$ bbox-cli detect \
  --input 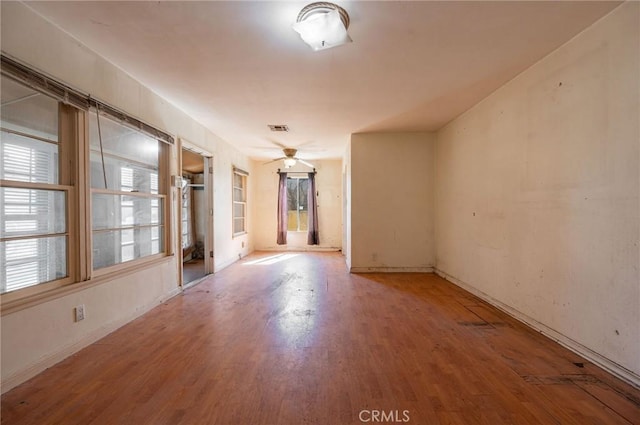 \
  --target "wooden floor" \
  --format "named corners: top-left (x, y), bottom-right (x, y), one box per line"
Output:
top-left (183, 258), bottom-right (206, 284)
top-left (2, 252), bottom-right (639, 424)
